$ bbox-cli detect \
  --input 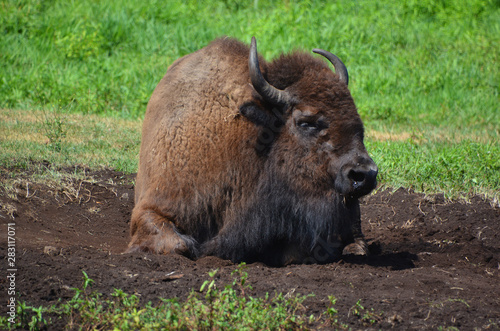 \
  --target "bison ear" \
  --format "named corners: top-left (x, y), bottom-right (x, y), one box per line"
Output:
top-left (239, 102), bottom-right (269, 126)
top-left (239, 102), bottom-right (284, 128)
